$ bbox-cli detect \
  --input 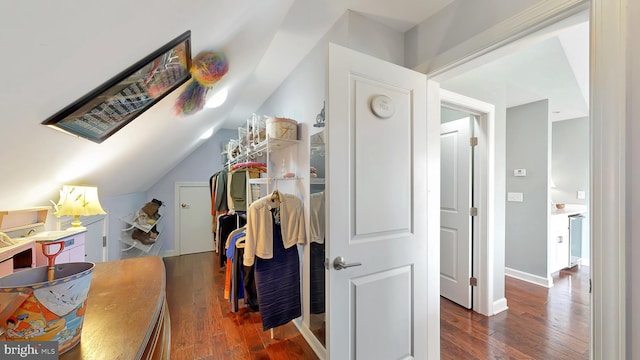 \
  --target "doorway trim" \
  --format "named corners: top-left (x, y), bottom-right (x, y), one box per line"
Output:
top-left (440, 89), bottom-right (499, 316)
top-left (424, 0), bottom-right (625, 357)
